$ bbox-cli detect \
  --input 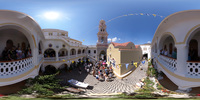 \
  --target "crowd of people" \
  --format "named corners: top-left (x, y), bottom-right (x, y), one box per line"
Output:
top-left (160, 48), bottom-right (177, 59)
top-left (0, 46), bottom-right (32, 61)
top-left (89, 60), bottom-right (114, 82)
top-left (77, 60), bottom-right (114, 82)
